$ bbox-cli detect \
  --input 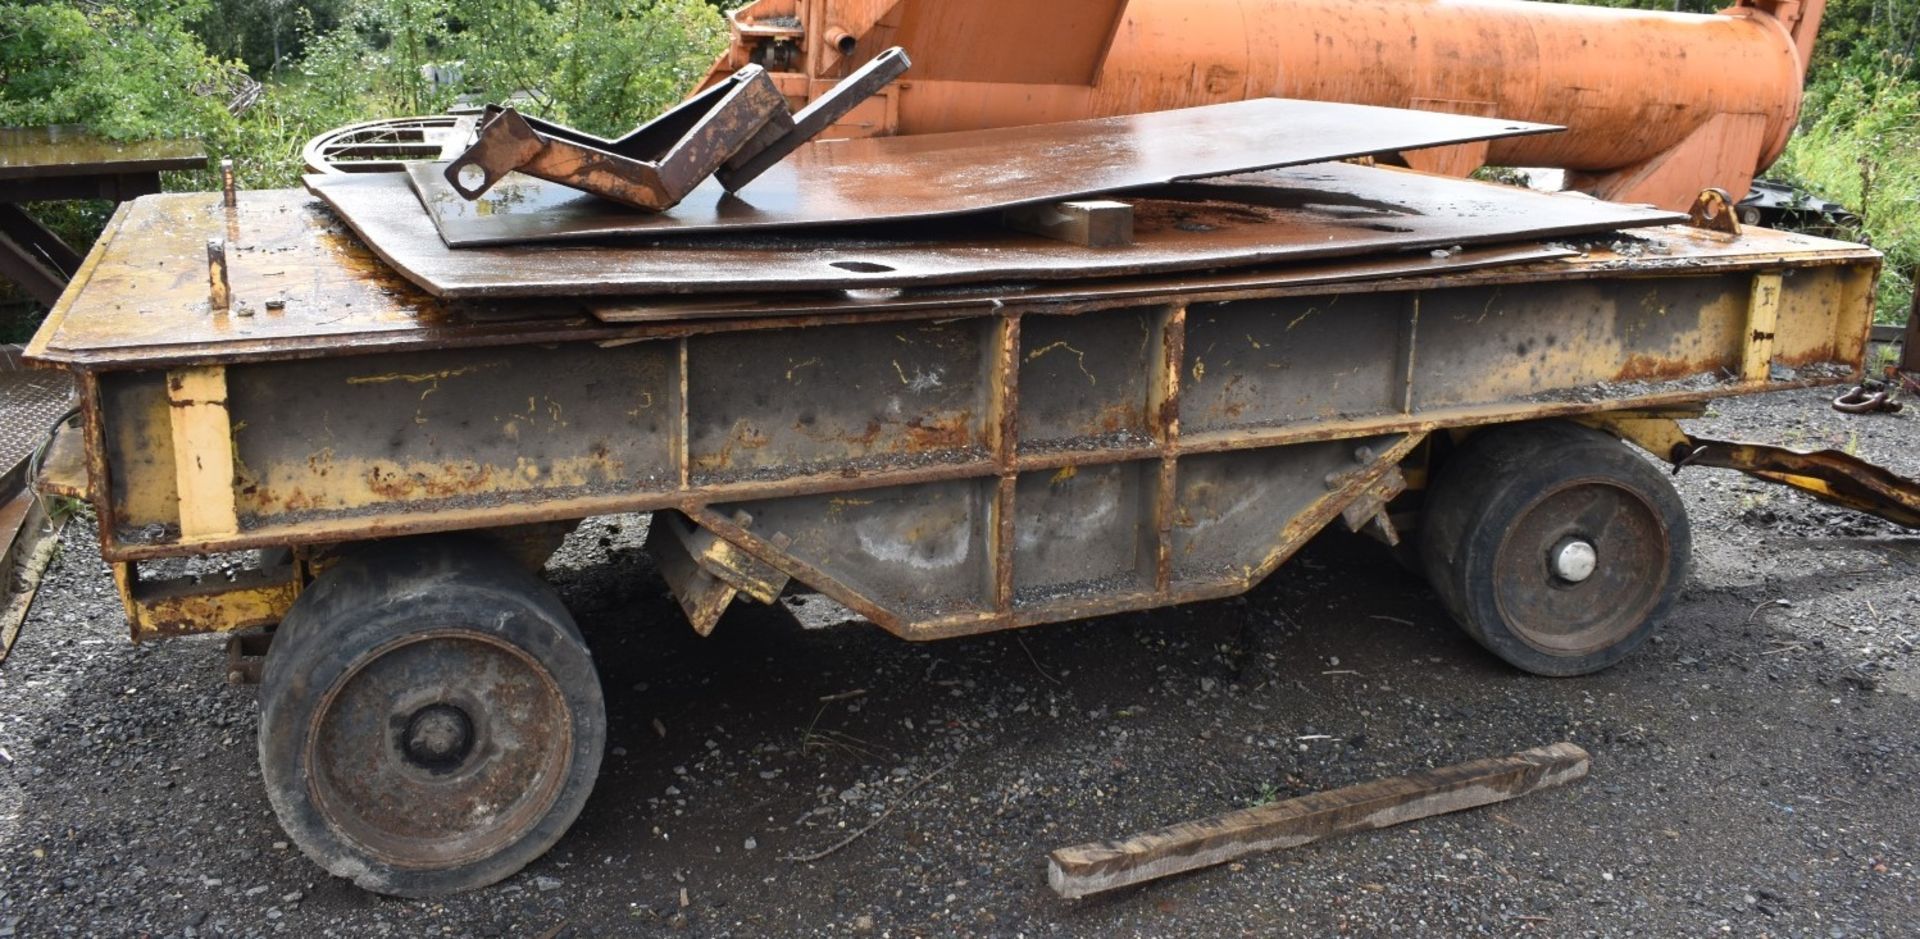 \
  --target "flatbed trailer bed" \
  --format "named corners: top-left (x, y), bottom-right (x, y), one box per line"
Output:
top-left (21, 182), bottom-right (1899, 896)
